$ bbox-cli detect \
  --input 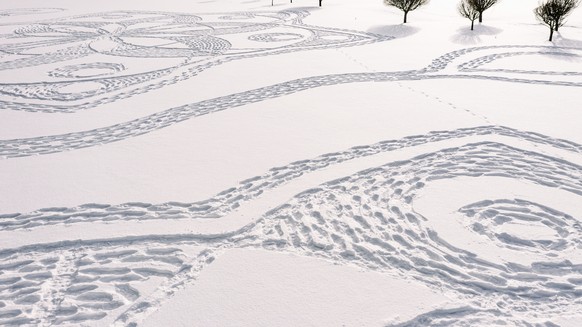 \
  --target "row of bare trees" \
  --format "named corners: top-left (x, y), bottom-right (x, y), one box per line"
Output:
top-left (383, 0), bottom-right (580, 41)
top-left (383, 0), bottom-right (498, 25)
